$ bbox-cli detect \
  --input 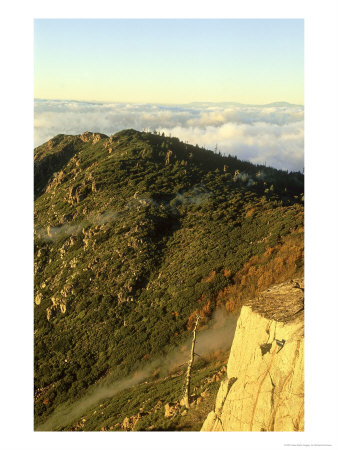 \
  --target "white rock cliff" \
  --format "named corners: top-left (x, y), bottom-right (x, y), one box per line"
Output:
top-left (201, 280), bottom-right (304, 432)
